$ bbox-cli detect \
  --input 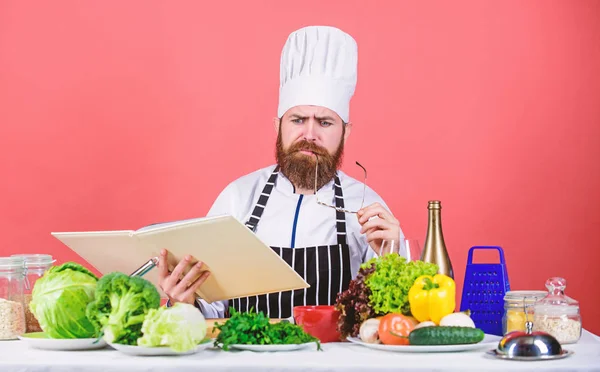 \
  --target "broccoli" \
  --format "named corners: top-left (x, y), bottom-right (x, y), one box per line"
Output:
top-left (86, 272), bottom-right (161, 345)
